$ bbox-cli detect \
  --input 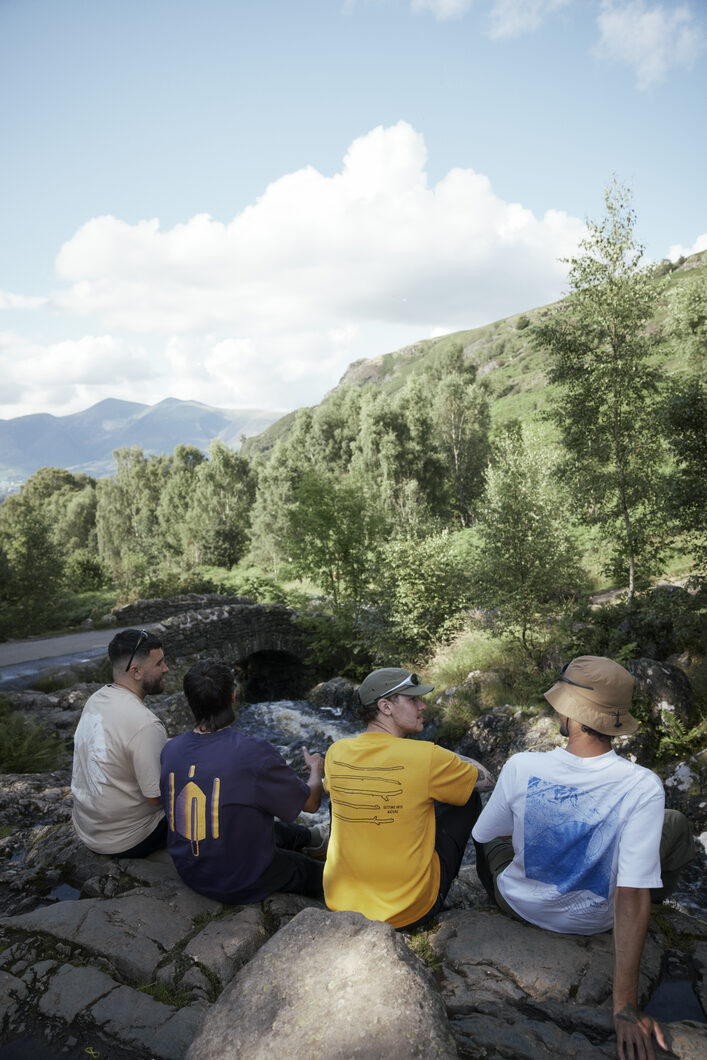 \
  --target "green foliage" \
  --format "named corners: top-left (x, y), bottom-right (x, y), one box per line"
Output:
top-left (294, 605), bottom-right (377, 680)
top-left (374, 531), bottom-right (473, 659)
top-left (659, 378), bottom-right (707, 574)
top-left (404, 928), bottom-right (442, 969)
top-left (284, 470), bottom-right (385, 608)
top-left (64, 549), bottom-right (109, 592)
top-left (471, 427), bottom-right (584, 666)
top-left (665, 271), bottom-right (707, 371)
top-left (568, 585), bottom-right (707, 663)
top-left (515, 314), bottom-right (531, 330)
top-left (0, 492), bottom-right (66, 635)
top-left (534, 179), bottom-right (666, 600)
top-left (137, 981), bottom-right (192, 1008)
top-left (0, 701), bottom-right (65, 773)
